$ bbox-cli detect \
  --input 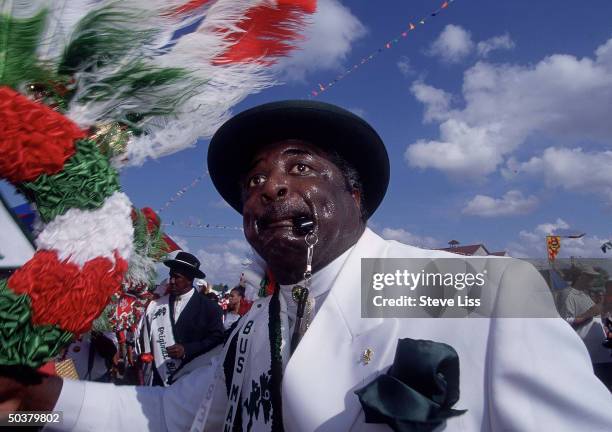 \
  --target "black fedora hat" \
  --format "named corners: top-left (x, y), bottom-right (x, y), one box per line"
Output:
top-left (163, 251), bottom-right (206, 279)
top-left (207, 100), bottom-right (389, 217)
